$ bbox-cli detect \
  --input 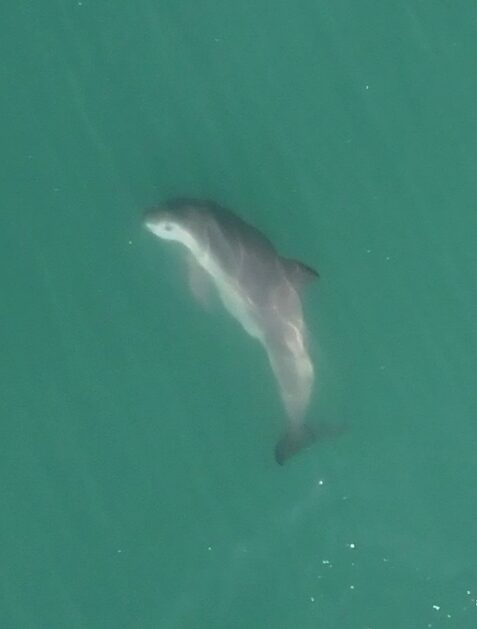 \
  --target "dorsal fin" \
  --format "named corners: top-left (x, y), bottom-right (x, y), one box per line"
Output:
top-left (282, 258), bottom-right (319, 289)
